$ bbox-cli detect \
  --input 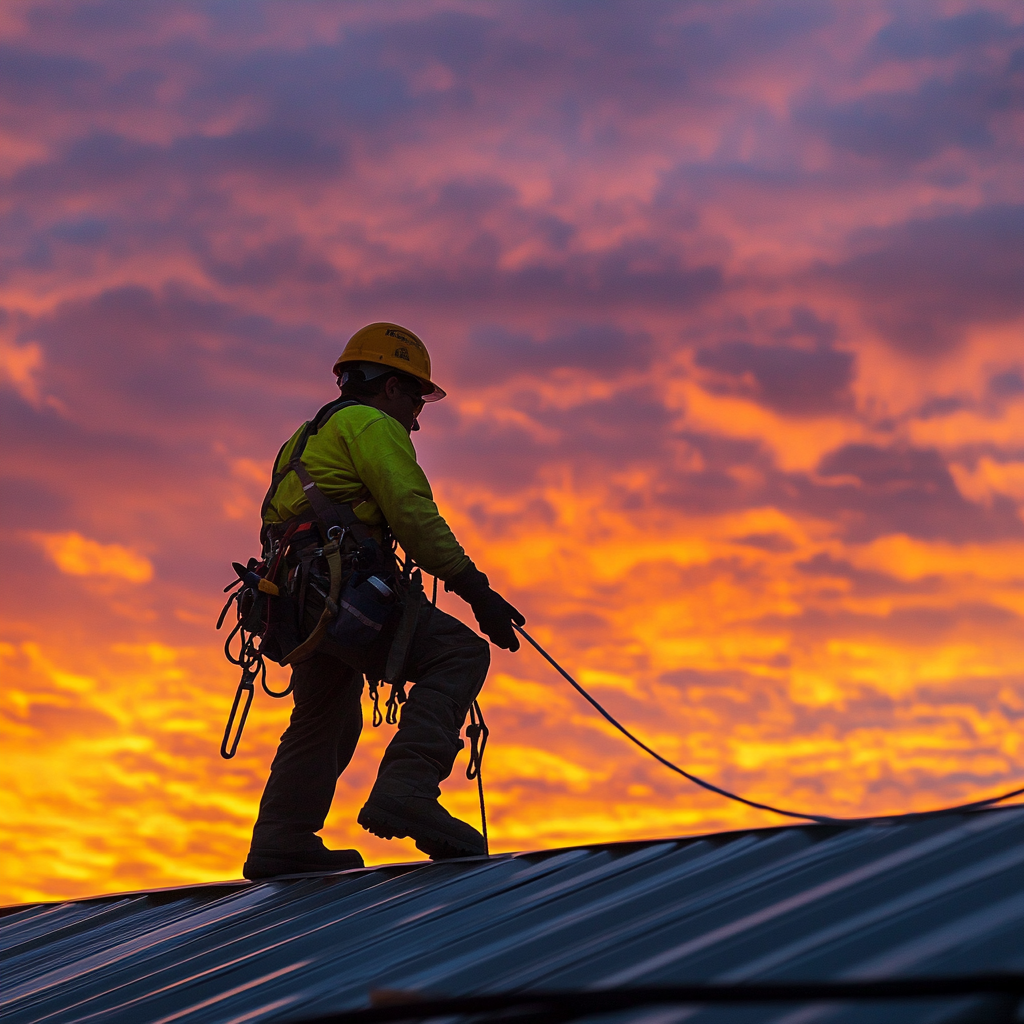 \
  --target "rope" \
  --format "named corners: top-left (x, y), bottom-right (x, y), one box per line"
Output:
top-left (515, 625), bottom-right (1024, 825)
top-left (465, 700), bottom-right (489, 853)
